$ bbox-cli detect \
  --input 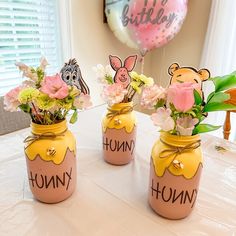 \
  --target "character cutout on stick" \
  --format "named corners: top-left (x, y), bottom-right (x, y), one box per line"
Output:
top-left (109, 55), bottom-right (137, 89)
top-left (60, 58), bottom-right (90, 94)
top-left (168, 63), bottom-right (210, 94)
